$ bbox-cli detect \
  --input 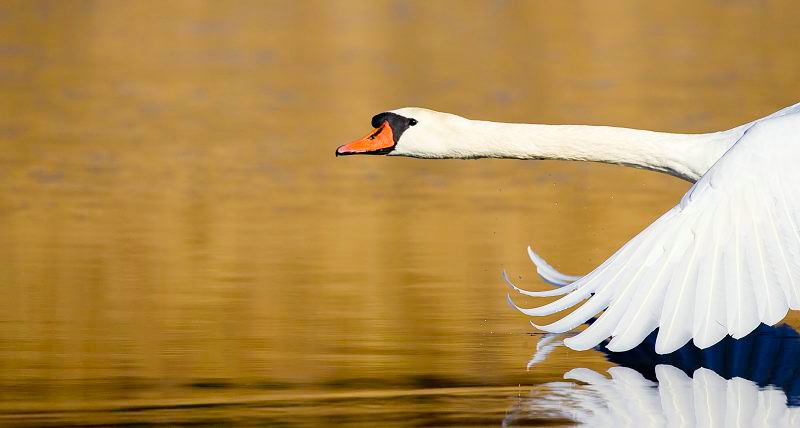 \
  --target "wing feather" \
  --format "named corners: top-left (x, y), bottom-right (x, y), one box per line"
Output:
top-left (774, 177), bottom-right (800, 308)
top-left (502, 270), bottom-right (577, 297)
top-left (527, 246), bottom-right (582, 286)
top-left (520, 112), bottom-right (800, 354)
top-left (607, 222), bottom-right (692, 351)
top-left (724, 197), bottom-right (759, 339)
top-left (692, 203), bottom-right (727, 349)
top-left (744, 189), bottom-right (789, 325)
top-left (656, 232), bottom-right (702, 353)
